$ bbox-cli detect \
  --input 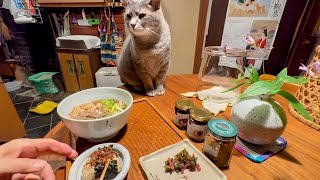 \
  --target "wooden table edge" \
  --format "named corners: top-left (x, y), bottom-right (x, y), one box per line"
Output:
top-left (46, 98), bottom-right (189, 180)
